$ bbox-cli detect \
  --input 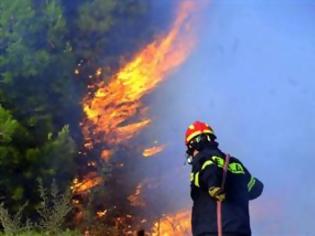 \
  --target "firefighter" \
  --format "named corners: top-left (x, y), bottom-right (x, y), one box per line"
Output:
top-left (185, 121), bottom-right (263, 236)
